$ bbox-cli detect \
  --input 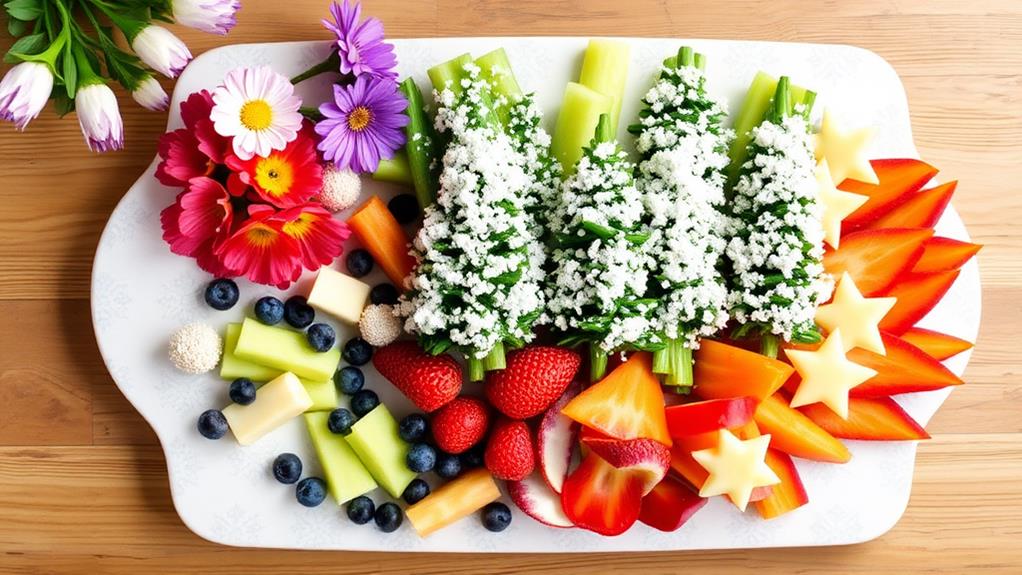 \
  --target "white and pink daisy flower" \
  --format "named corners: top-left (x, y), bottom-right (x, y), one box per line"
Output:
top-left (210, 66), bottom-right (303, 160)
